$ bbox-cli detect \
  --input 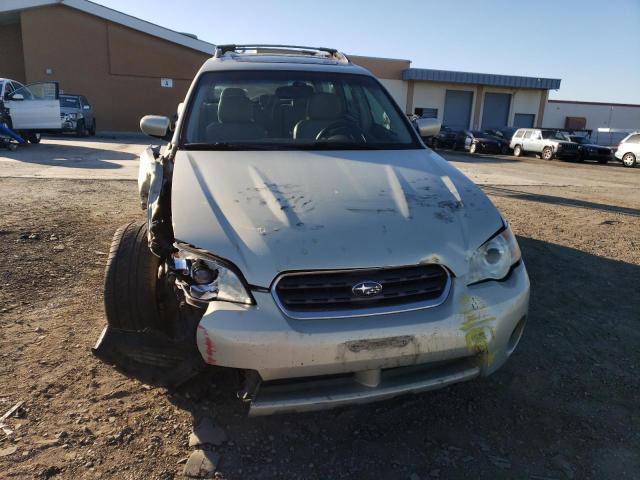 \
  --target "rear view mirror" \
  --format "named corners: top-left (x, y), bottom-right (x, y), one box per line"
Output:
top-left (416, 117), bottom-right (441, 138)
top-left (140, 115), bottom-right (171, 139)
top-left (11, 93), bottom-right (24, 101)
